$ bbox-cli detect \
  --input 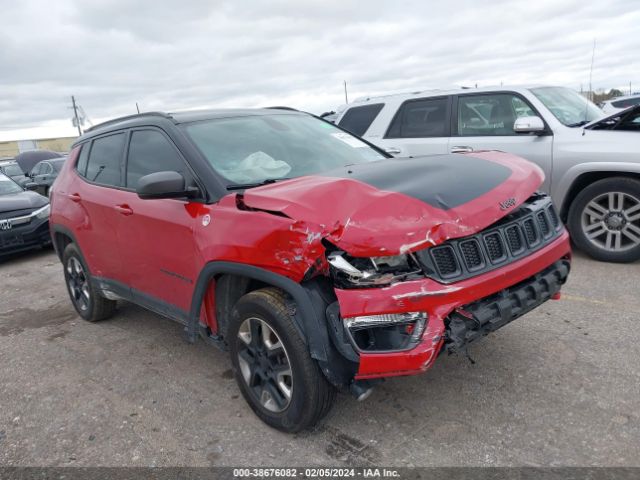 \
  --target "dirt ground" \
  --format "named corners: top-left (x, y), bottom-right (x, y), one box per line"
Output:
top-left (0, 248), bottom-right (638, 467)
